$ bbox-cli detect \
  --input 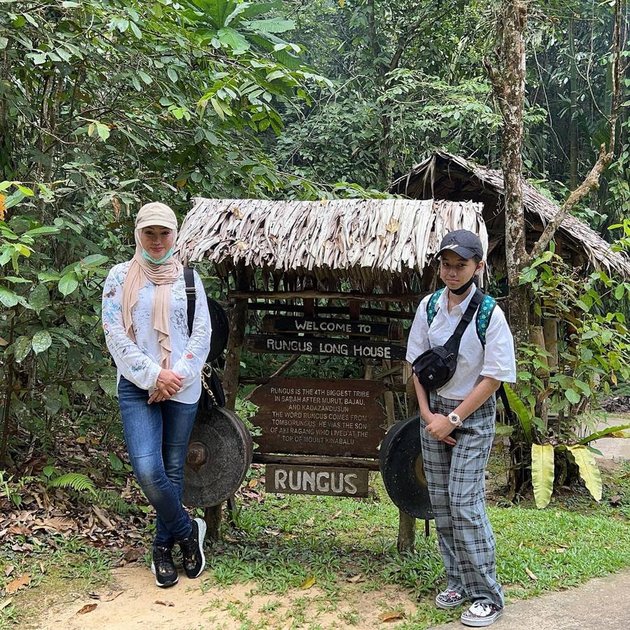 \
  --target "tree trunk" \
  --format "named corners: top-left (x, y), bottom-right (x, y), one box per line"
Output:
top-left (486, 1), bottom-right (530, 346)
